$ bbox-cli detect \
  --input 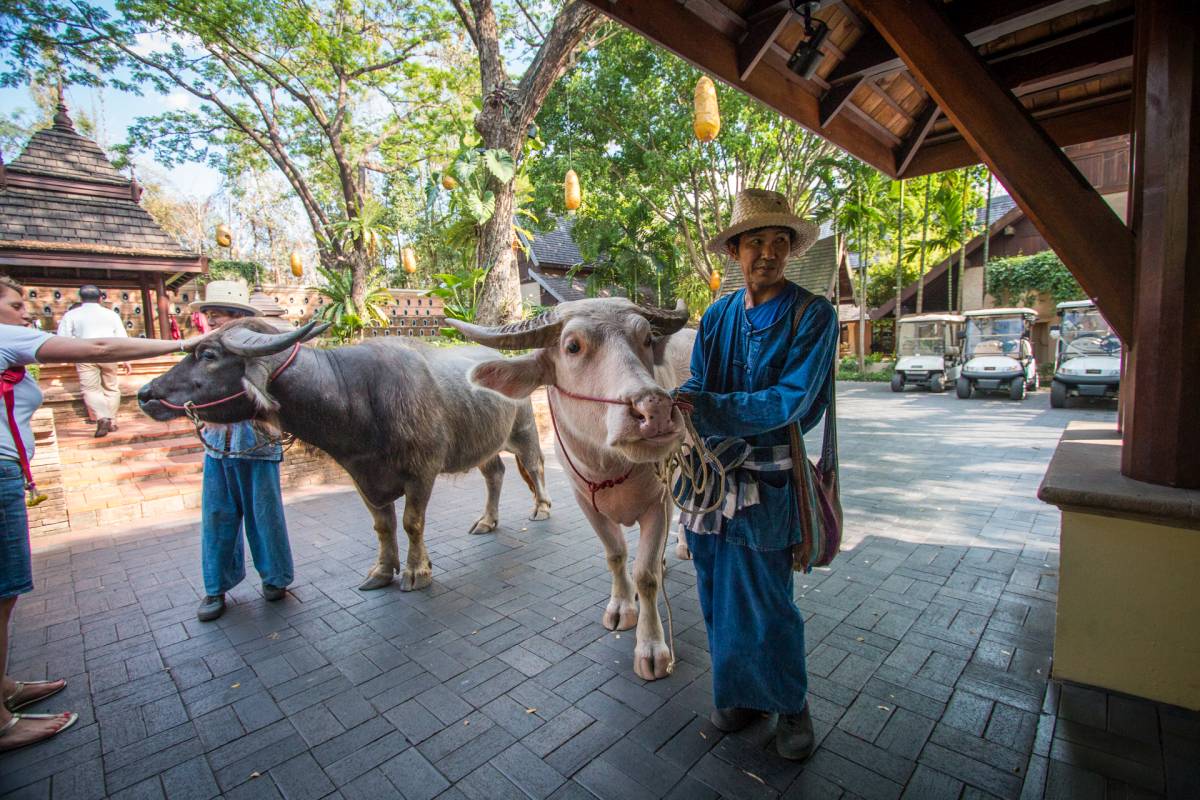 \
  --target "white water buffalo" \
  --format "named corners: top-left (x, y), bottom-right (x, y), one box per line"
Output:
top-left (450, 299), bottom-right (695, 681)
top-left (137, 319), bottom-right (552, 591)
